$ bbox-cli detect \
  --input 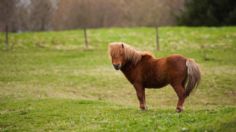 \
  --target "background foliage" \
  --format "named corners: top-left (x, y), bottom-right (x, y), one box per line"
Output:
top-left (177, 0), bottom-right (236, 26)
top-left (0, 0), bottom-right (184, 32)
